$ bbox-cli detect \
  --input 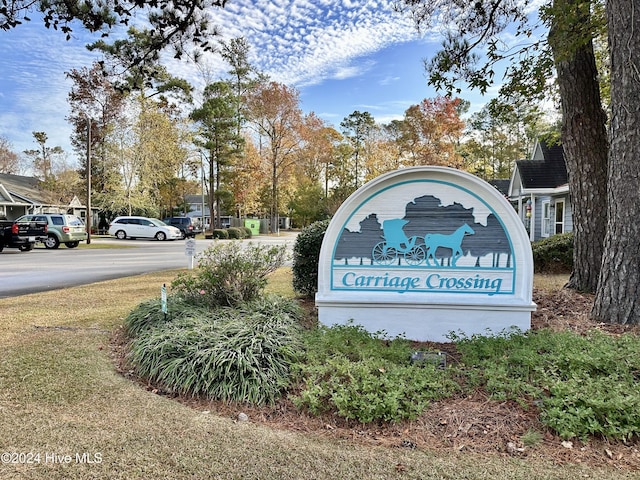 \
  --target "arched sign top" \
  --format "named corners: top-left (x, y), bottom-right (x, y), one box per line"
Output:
top-left (316, 167), bottom-right (535, 342)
